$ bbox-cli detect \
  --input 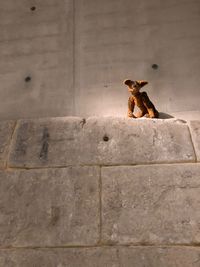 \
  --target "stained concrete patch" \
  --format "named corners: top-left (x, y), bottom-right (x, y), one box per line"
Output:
top-left (8, 117), bottom-right (85, 168)
top-left (101, 164), bottom-right (200, 245)
top-left (0, 120), bottom-right (15, 168)
top-left (190, 121), bottom-right (200, 161)
top-left (8, 117), bottom-right (195, 168)
top-left (1, 247), bottom-right (200, 267)
top-left (0, 166), bottom-right (100, 247)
